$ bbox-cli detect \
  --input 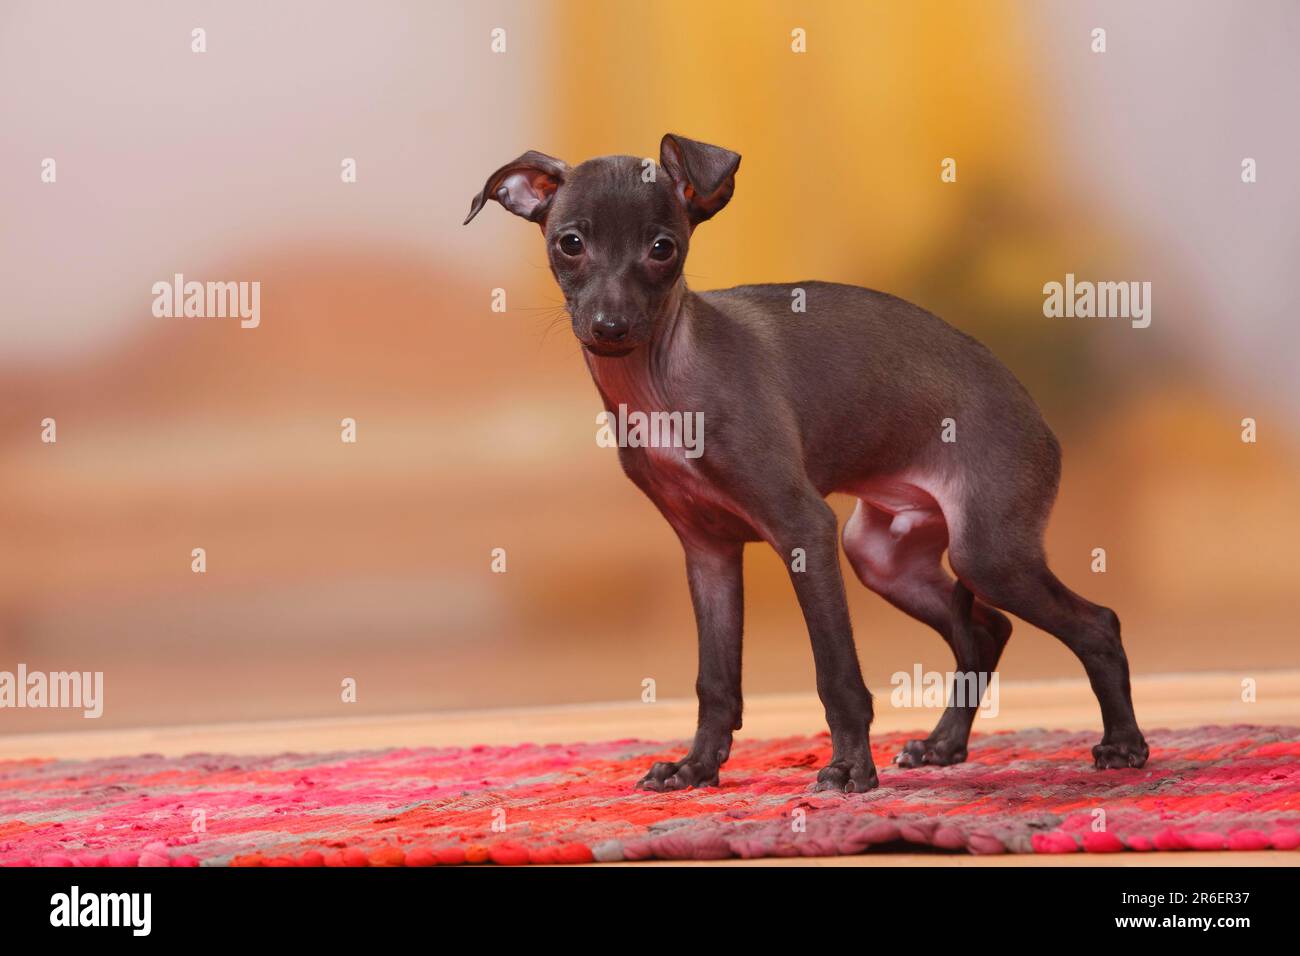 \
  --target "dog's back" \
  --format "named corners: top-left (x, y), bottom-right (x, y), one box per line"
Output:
top-left (698, 280), bottom-right (1058, 496)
